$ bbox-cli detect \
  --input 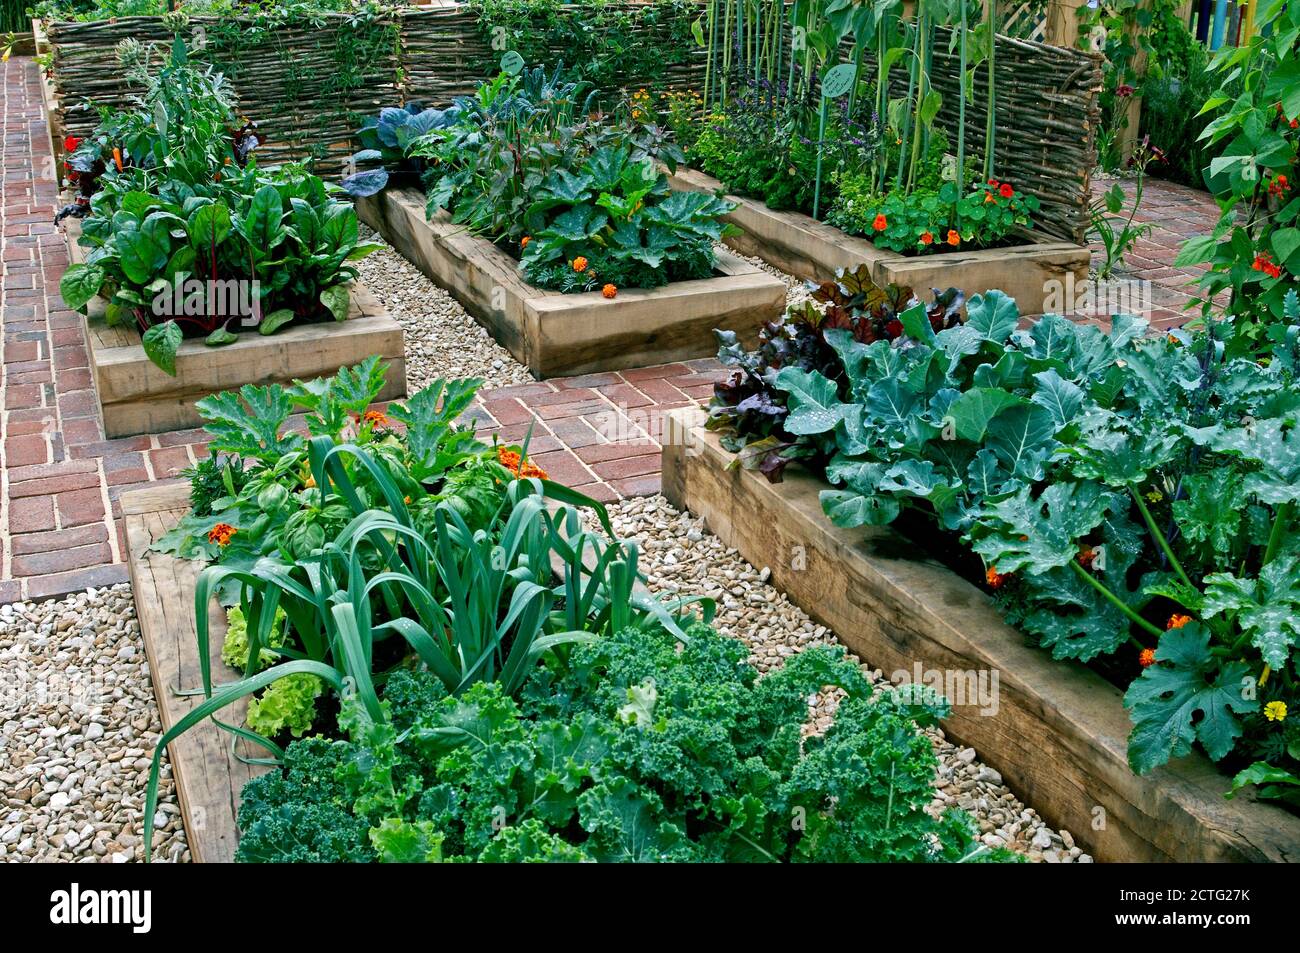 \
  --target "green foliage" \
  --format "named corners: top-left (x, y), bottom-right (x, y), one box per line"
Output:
top-left (235, 626), bottom-right (999, 863)
top-left (246, 672), bottom-right (325, 739)
top-left (1177, 0), bottom-right (1300, 337)
top-left (356, 63), bottom-right (727, 292)
top-left (467, 0), bottom-right (699, 94)
top-left (61, 40), bottom-right (379, 373)
top-left (708, 290), bottom-right (1300, 779)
